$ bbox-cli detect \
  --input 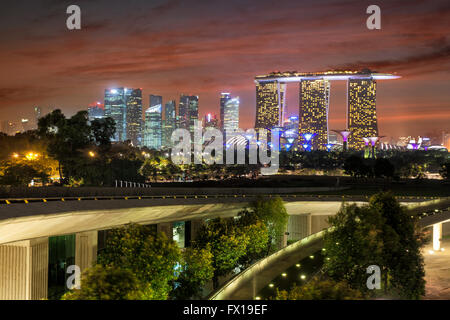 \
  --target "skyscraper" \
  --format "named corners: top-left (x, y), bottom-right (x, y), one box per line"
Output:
top-left (220, 93), bottom-right (231, 130)
top-left (178, 95), bottom-right (199, 136)
top-left (163, 100), bottom-right (176, 149)
top-left (188, 96), bottom-right (199, 136)
top-left (144, 95), bottom-right (163, 150)
top-left (104, 88), bottom-right (129, 142)
top-left (126, 89), bottom-right (143, 147)
top-left (255, 81), bottom-right (286, 131)
top-left (347, 78), bottom-right (378, 150)
top-left (178, 95), bottom-right (190, 131)
top-left (204, 113), bottom-right (219, 129)
top-left (87, 103), bottom-right (105, 122)
top-left (298, 79), bottom-right (330, 150)
top-left (223, 96), bottom-right (240, 133)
